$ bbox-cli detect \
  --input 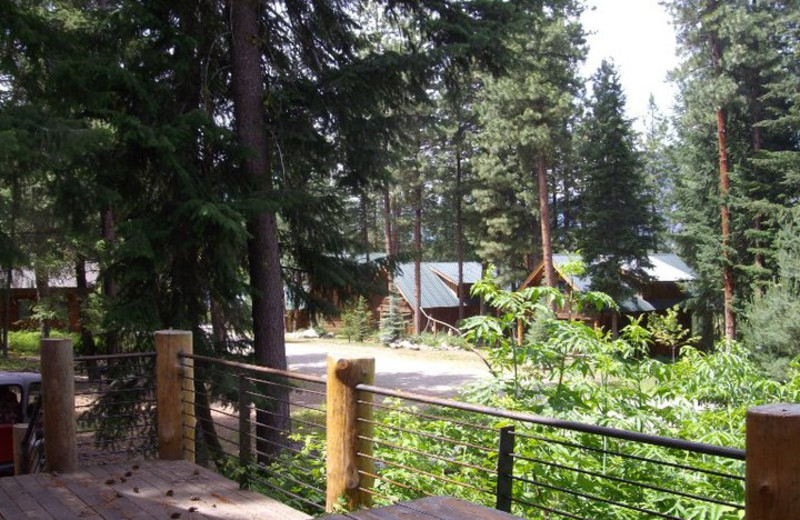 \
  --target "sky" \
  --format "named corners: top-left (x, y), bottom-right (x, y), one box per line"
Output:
top-left (580, 0), bottom-right (680, 131)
